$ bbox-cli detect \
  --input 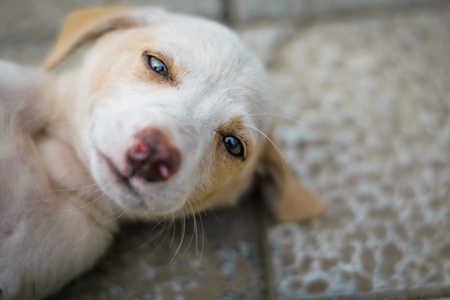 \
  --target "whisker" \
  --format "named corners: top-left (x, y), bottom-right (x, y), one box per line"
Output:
top-left (117, 220), bottom-right (167, 256)
top-left (190, 201), bottom-right (205, 275)
top-left (100, 206), bottom-right (128, 224)
top-left (168, 212), bottom-right (186, 265)
top-left (50, 183), bottom-right (98, 192)
top-left (191, 203), bottom-right (199, 262)
top-left (248, 112), bottom-right (317, 136)
top-left (71, 201), bottom-right (105, 246)
top-left (58, 188), bottom-right (104, 212)
top-left (170, 212), bottom-right (196, 265)
top-left (169, 212), bottom-right (177, 248)
top-left (198, 218), bottom-right (205, 273)
top-left (247, 124), bottom-right (289, 171)
top-left (24, 109), bottom-right (58, 127)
